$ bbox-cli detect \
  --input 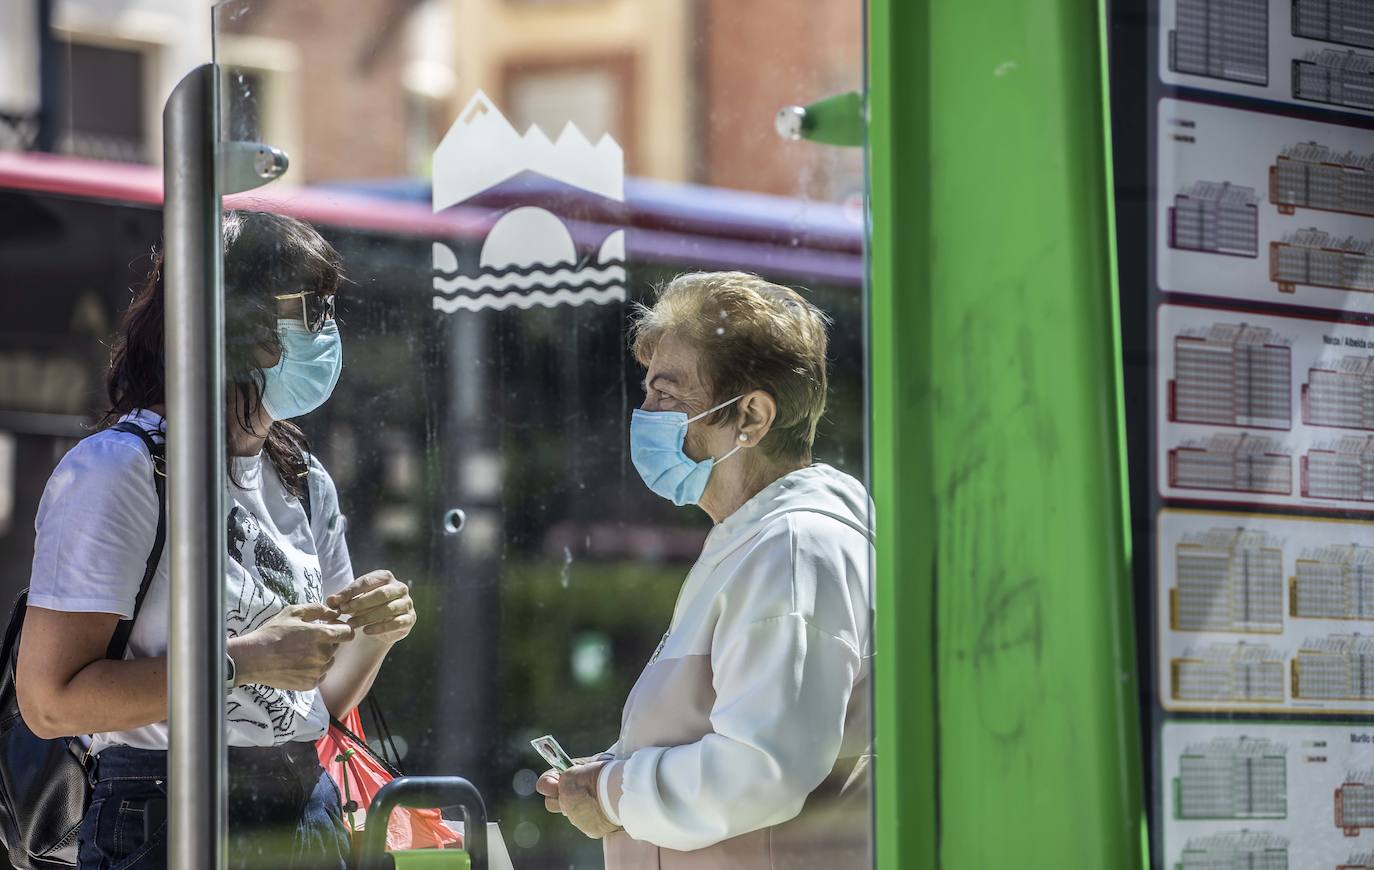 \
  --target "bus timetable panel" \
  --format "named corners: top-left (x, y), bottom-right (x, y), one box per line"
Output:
top-left (1128, 0), bottom-right (1374, 866)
